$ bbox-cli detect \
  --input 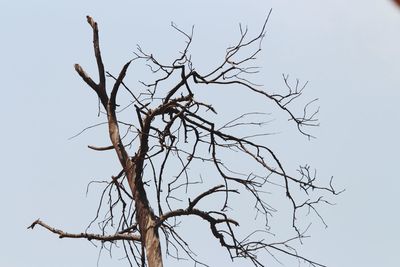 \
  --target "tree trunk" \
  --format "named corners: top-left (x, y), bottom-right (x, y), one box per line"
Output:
top-left (134, 186), bottom-right (163, 267)
top-left (108, 107), bottom-right (163, 267)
